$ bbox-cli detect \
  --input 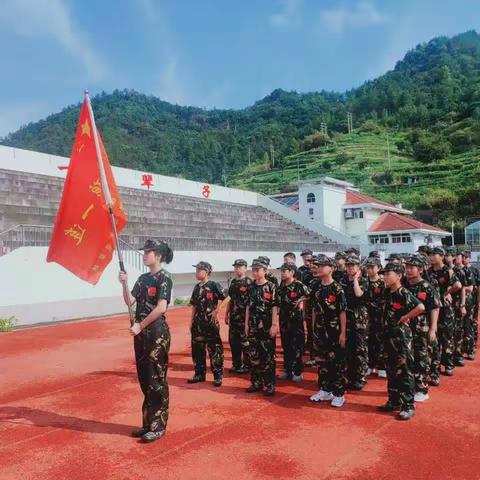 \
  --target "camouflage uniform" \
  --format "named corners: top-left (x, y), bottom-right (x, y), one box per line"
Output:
top-left (298, 263), bottom-right (315, 358)
top-left (277, 277), bottom-right (310, 376)
top-left (189, 280), bottom-right (226, 378)
top-left (132, 269), bottom-right (173, 433)
top-left (340, 267), bottom-right (369, 388)
top-left (383, 284), bottom-right (421, 412)
top-left (365, 276), bottom-right (386, 371)
top-left (452, 265), bottom-right (469, 363)
top-left (429, 265), bottom-right (458, 376)
top-left (227, 276), bottom-right (253, 370)
top-left (310, 275), bottom-right (347, 397)
top-left (465, 264), bottom-right (479, 356)
top-left (247, 280), bottom-right (278, 388)
top-left (333, 269), bottom-right (348, 285)
top-left (405, 277), bottom-right (441, 394)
